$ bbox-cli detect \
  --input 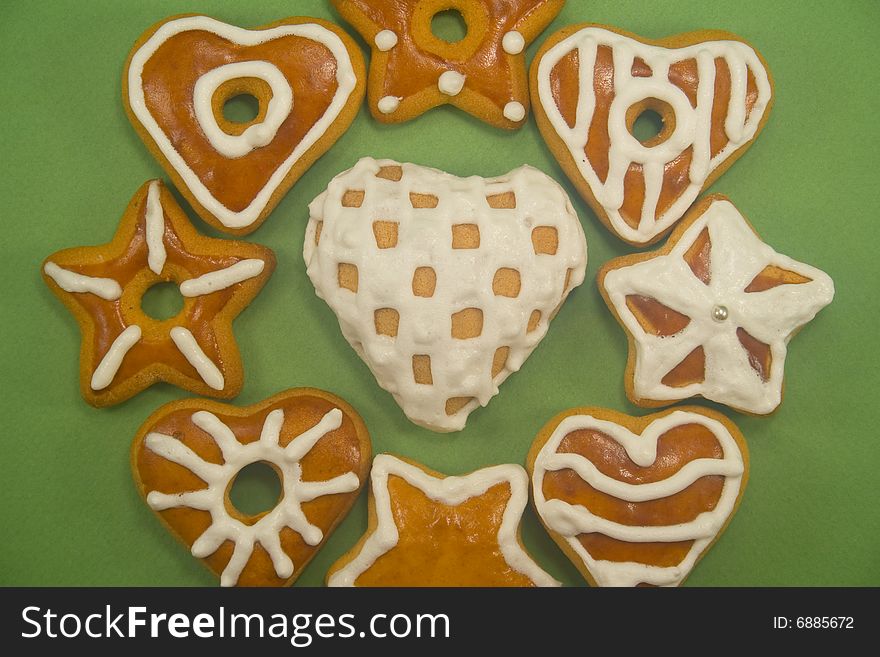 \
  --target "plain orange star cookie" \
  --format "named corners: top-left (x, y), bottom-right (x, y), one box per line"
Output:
top-left (326, 454), bottom-right (558, 586)
top-left (333, 0), bottom-right (564, 128)
top-left (42, 180), bottom-right (275, 406)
